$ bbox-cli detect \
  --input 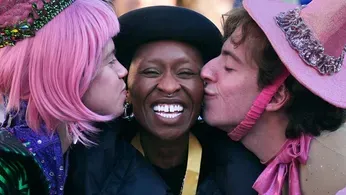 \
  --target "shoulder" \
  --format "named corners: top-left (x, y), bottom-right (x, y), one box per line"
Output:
top-left (193, 123), bottom-right (263, 167)
top-left (313, 123), bottom-right (346, 157)
top-left (193, 124), bottom-right (264, 195)
top-left (65, 122), bottom-right (170, 195)
top-left (197, 175), bottom-right (223, 195)
top-left (300, 124), bottom-right (346, 195)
